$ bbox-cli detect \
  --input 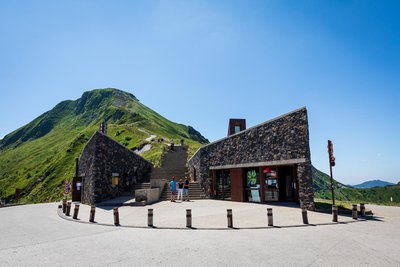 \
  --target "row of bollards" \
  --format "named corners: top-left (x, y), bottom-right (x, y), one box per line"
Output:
top-left (60, 201), bottom-right (367, 228)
